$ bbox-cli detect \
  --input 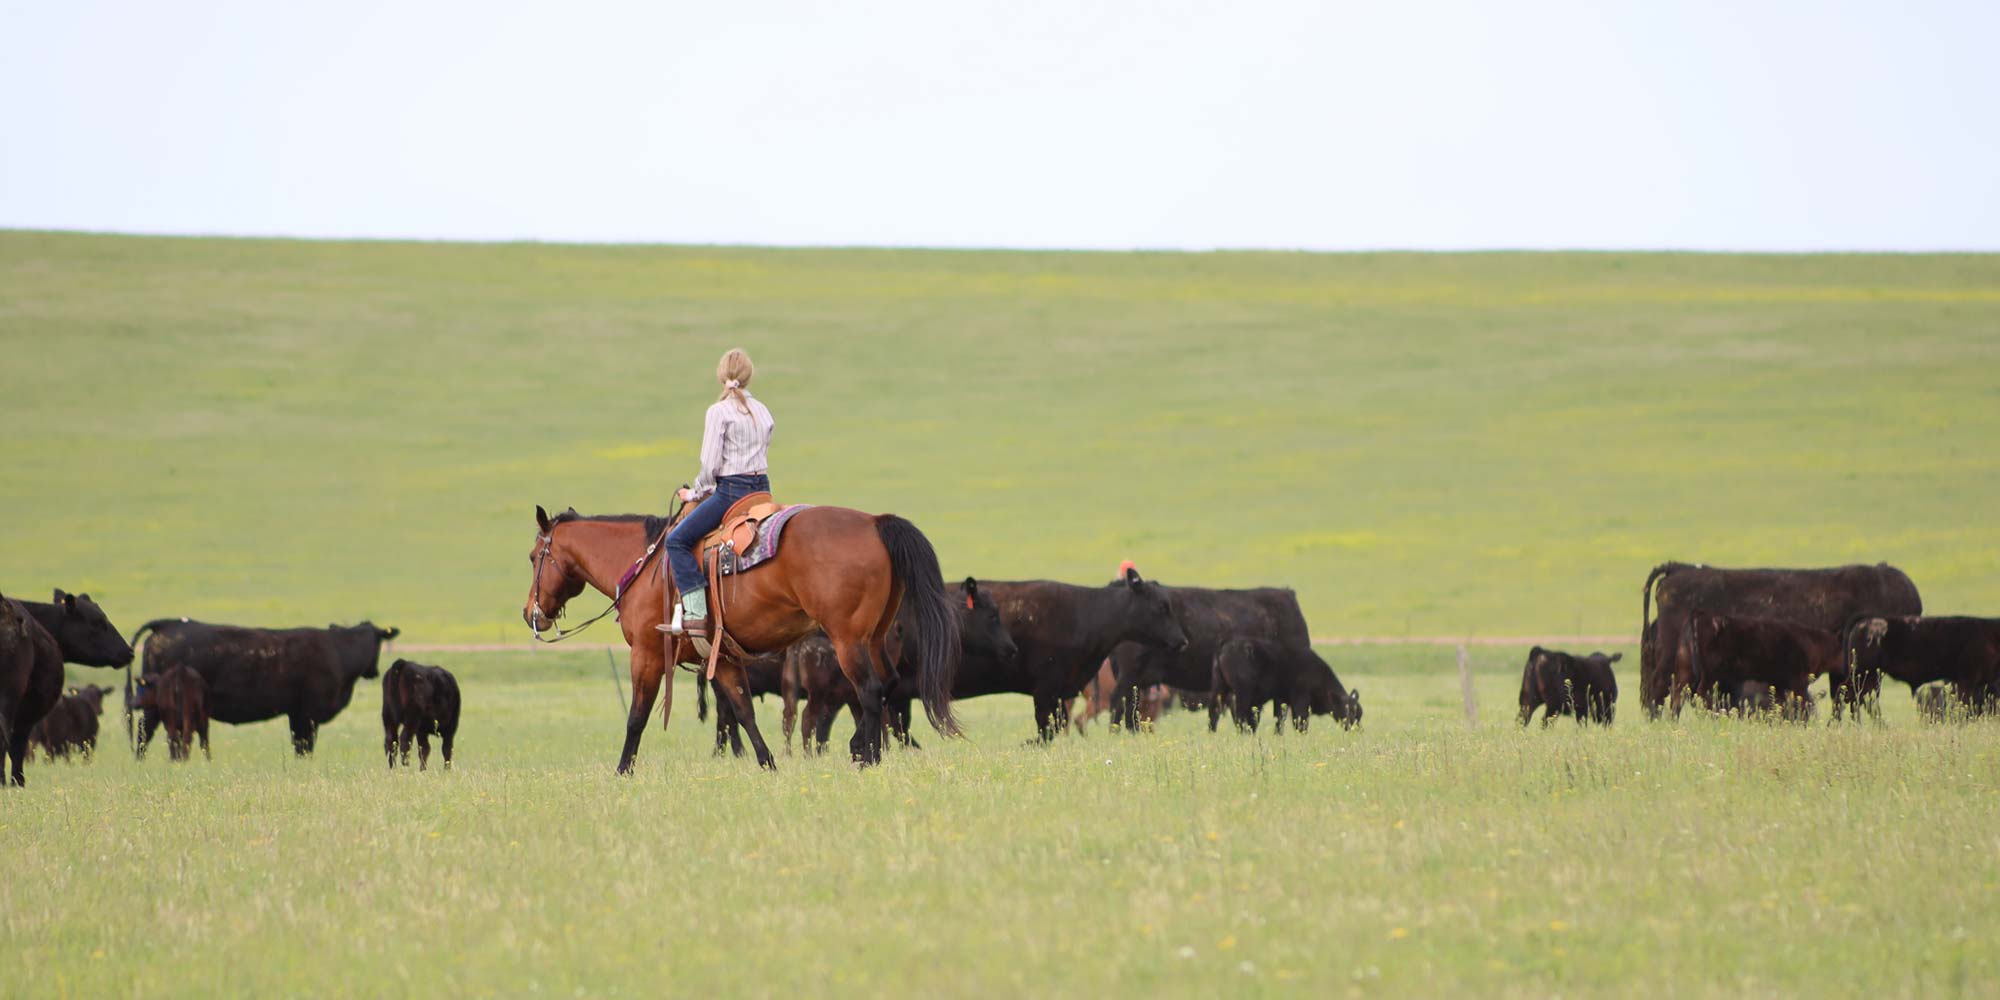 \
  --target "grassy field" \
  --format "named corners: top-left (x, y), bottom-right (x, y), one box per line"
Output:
top-left (5, 233), bottom-right (2000, 996)
top-left (4, 232), bottom-right (1999, 640)
top-left (7, 648), bottom-right (1998, 997)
